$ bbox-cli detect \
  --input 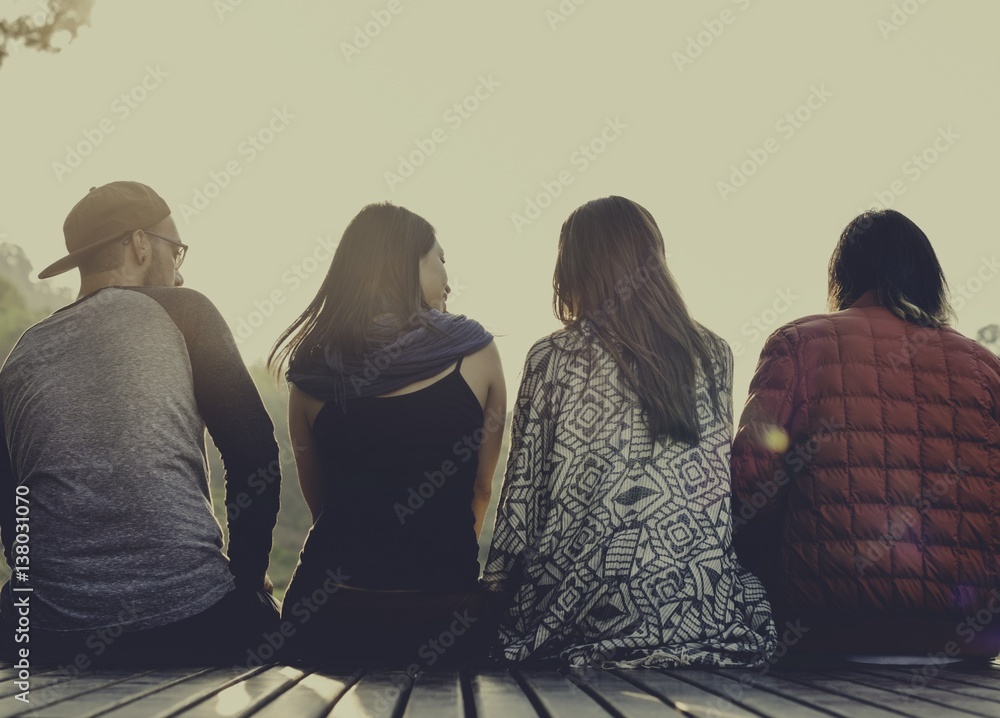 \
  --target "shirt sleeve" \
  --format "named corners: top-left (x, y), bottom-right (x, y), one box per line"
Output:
top-left (730, 327), bottom-right (799, 581)
top-left (127, 287), bottom-right (281, 591)
top-left (0, 397), bottom-right (15, 571)
top-left (481, 338), bottom-right (558, 596)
